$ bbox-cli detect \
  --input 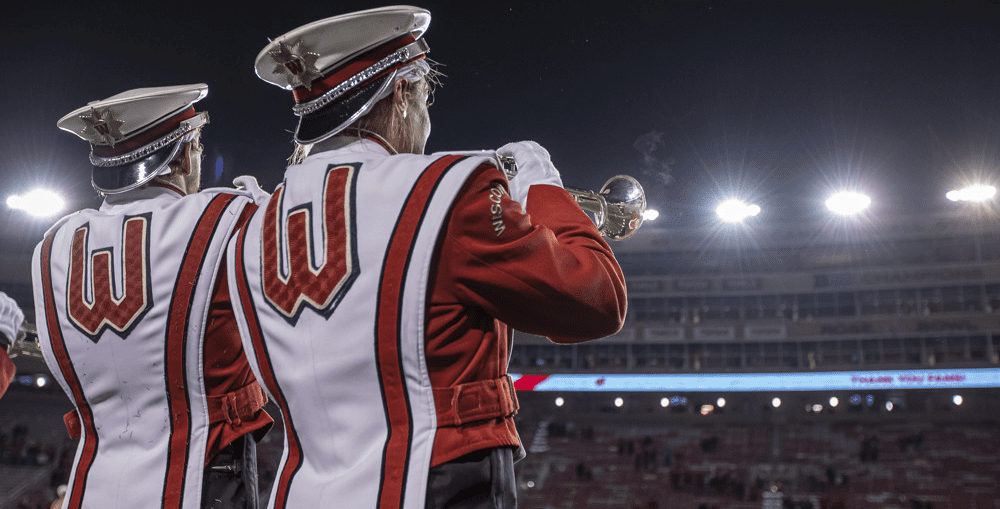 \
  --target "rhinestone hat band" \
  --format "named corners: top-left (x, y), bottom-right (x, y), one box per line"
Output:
top-left (291, 39), bottom-right (429, 117)
top-left (89, 112), bottom-right (210, 168)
